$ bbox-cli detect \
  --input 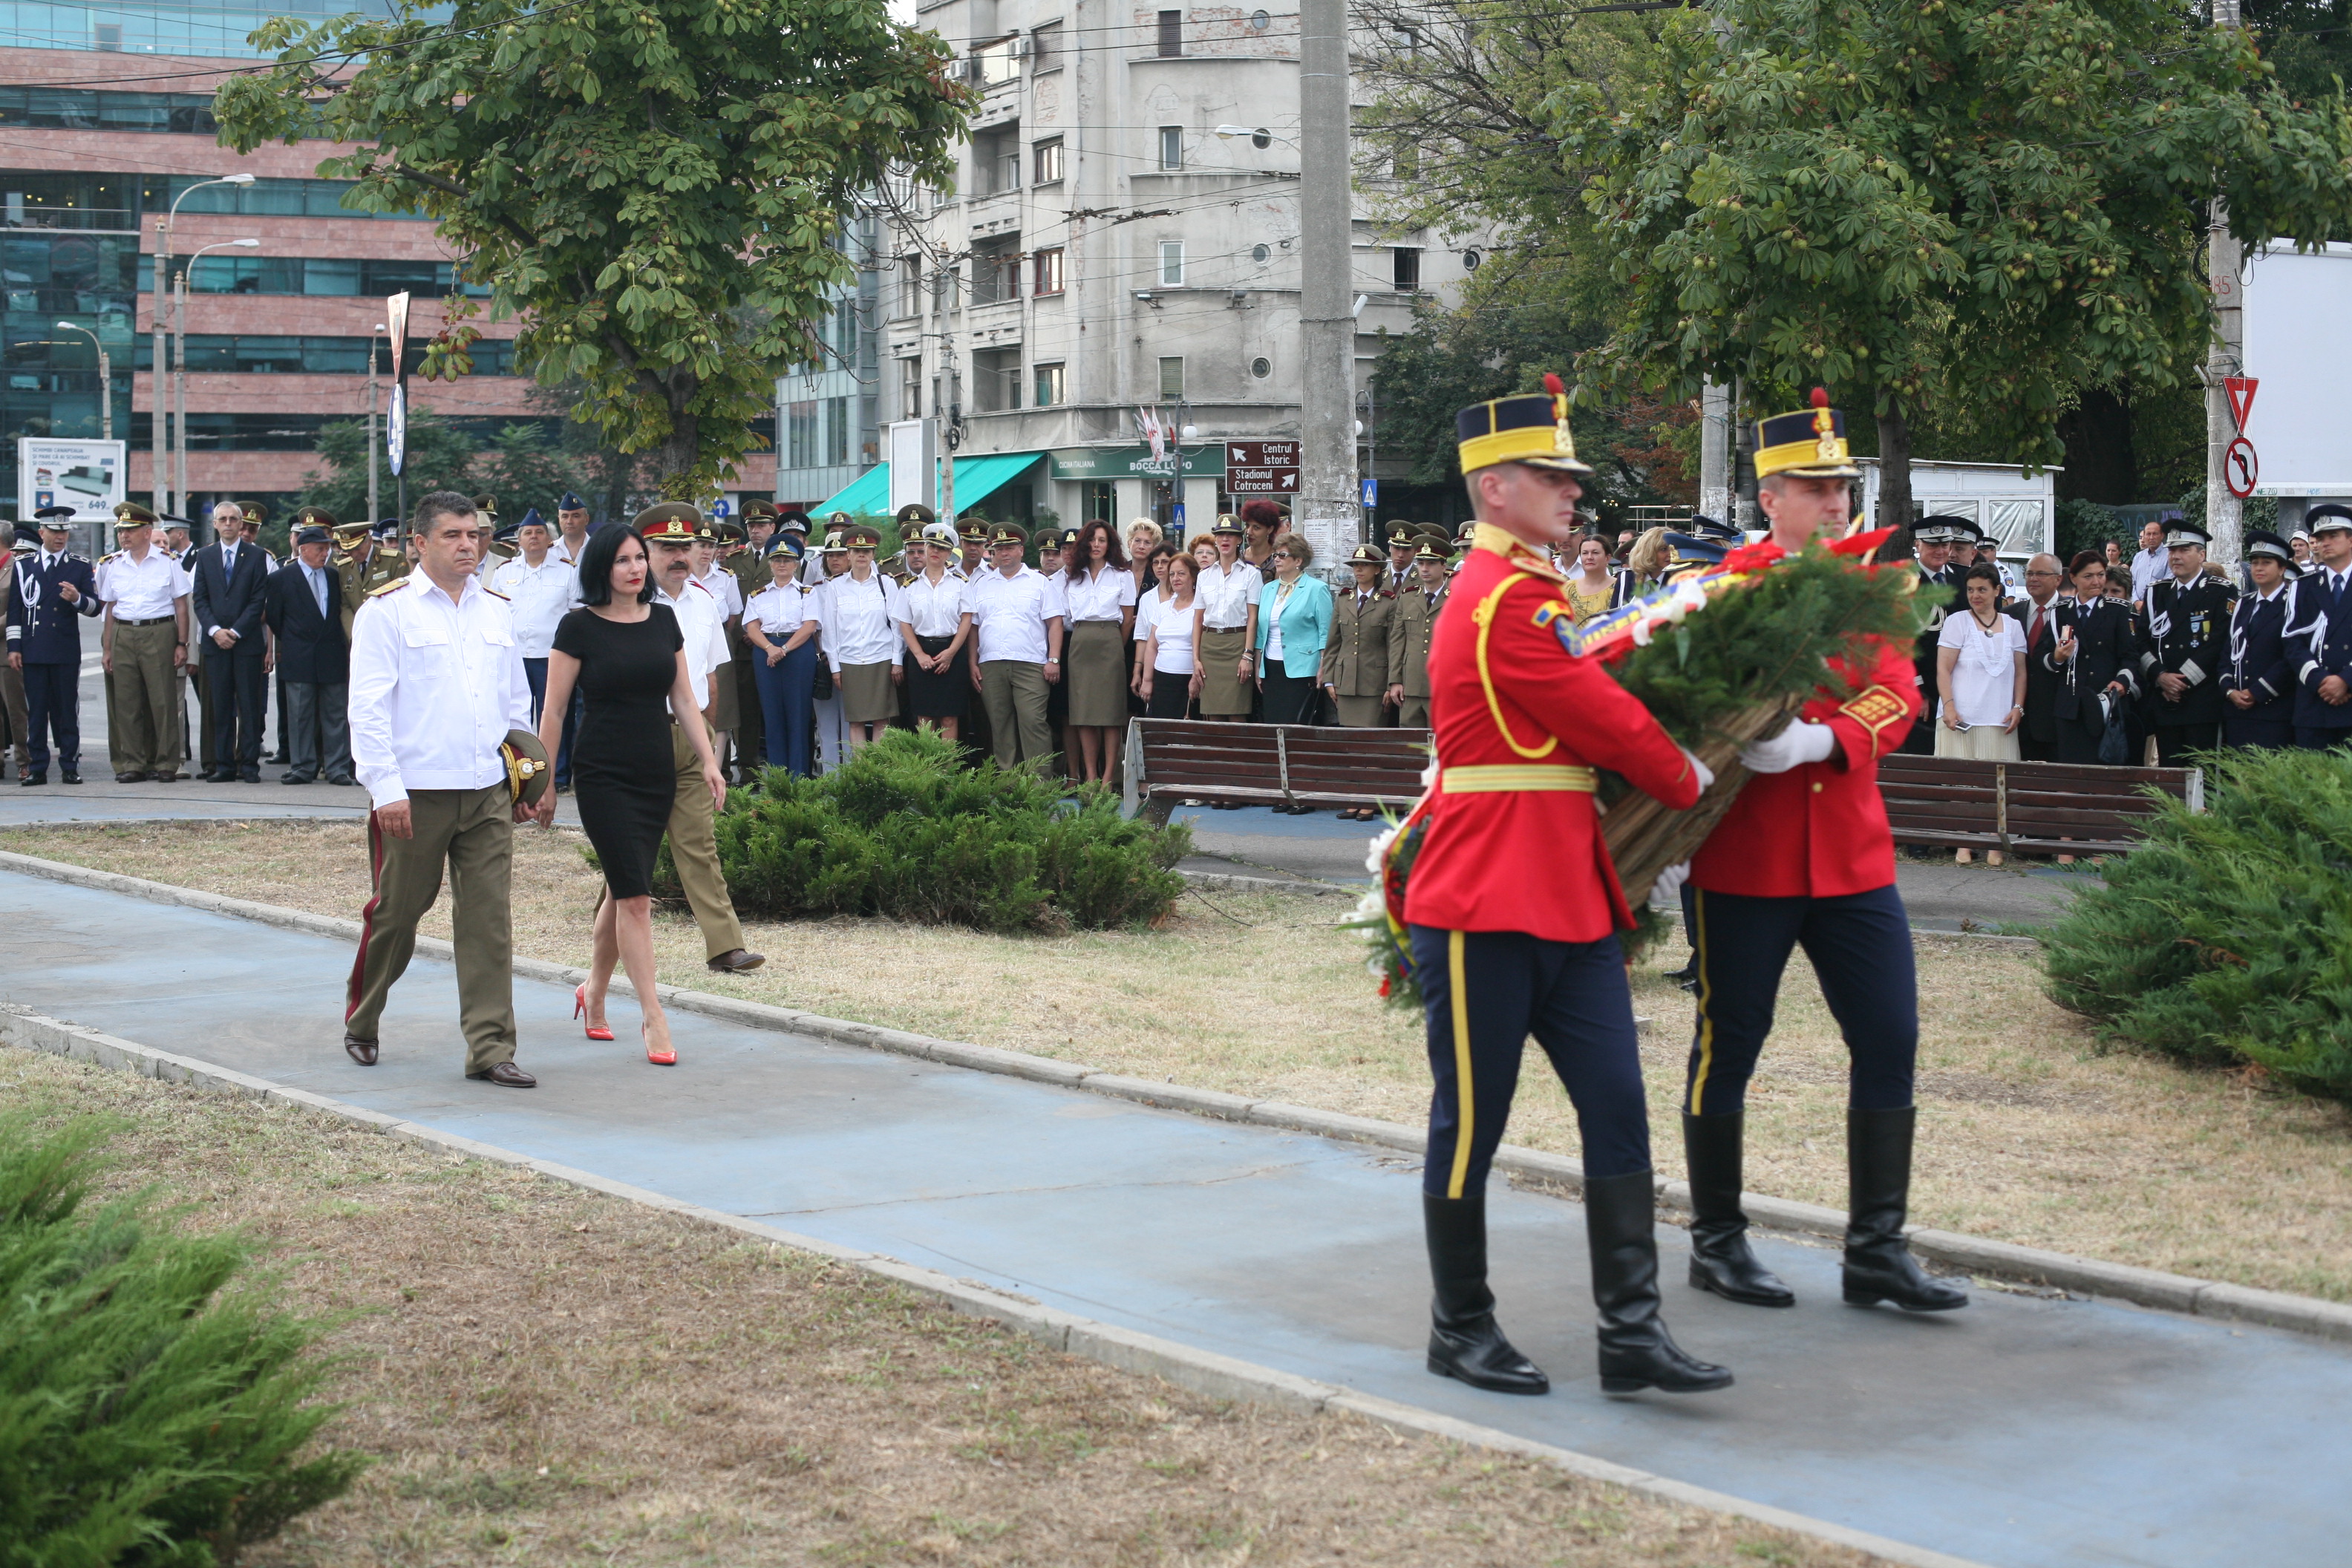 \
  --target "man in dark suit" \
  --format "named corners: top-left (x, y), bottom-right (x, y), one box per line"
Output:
top-left (4, 505), bottom-right (102, 784)
top-left (189, 500), bottom-right (272, 781)
top-left (1901, 516), bottom-right (1972, 754)
top-left (264, 514), bottom-right (354, 785)
top-left (2004, 552), bottom-right (2068, 761)
top-left (2284, 506), bottom-right (2352, 751)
